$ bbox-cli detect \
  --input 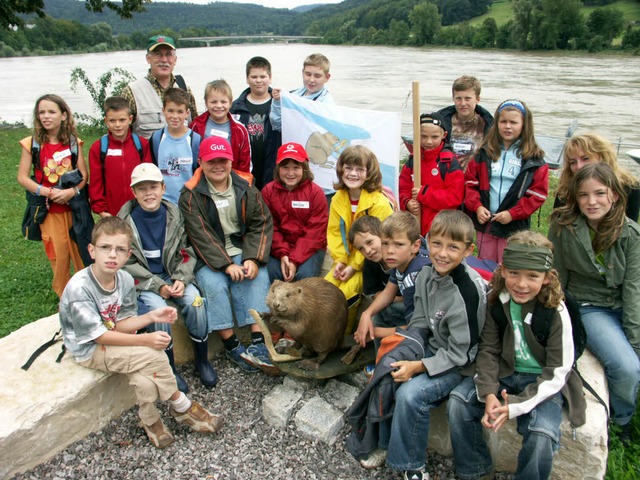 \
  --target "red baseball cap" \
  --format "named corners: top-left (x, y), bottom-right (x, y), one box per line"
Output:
top-left (276, 142), bottom-right (309, 164)
top-left (199, 136), bottom-right (234, 162)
